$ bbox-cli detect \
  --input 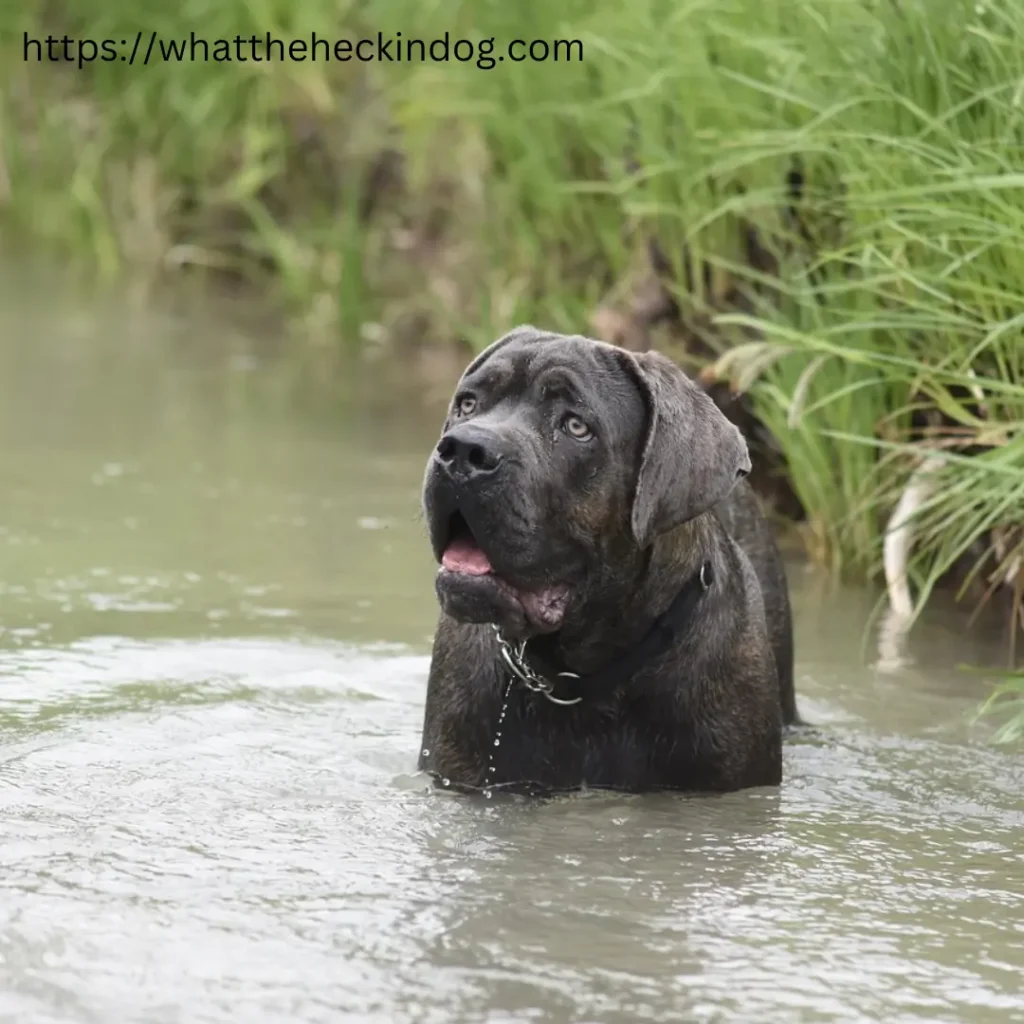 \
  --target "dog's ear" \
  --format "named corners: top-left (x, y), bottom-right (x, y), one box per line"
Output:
top-left (622, 349), bottom-right (752, 547)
